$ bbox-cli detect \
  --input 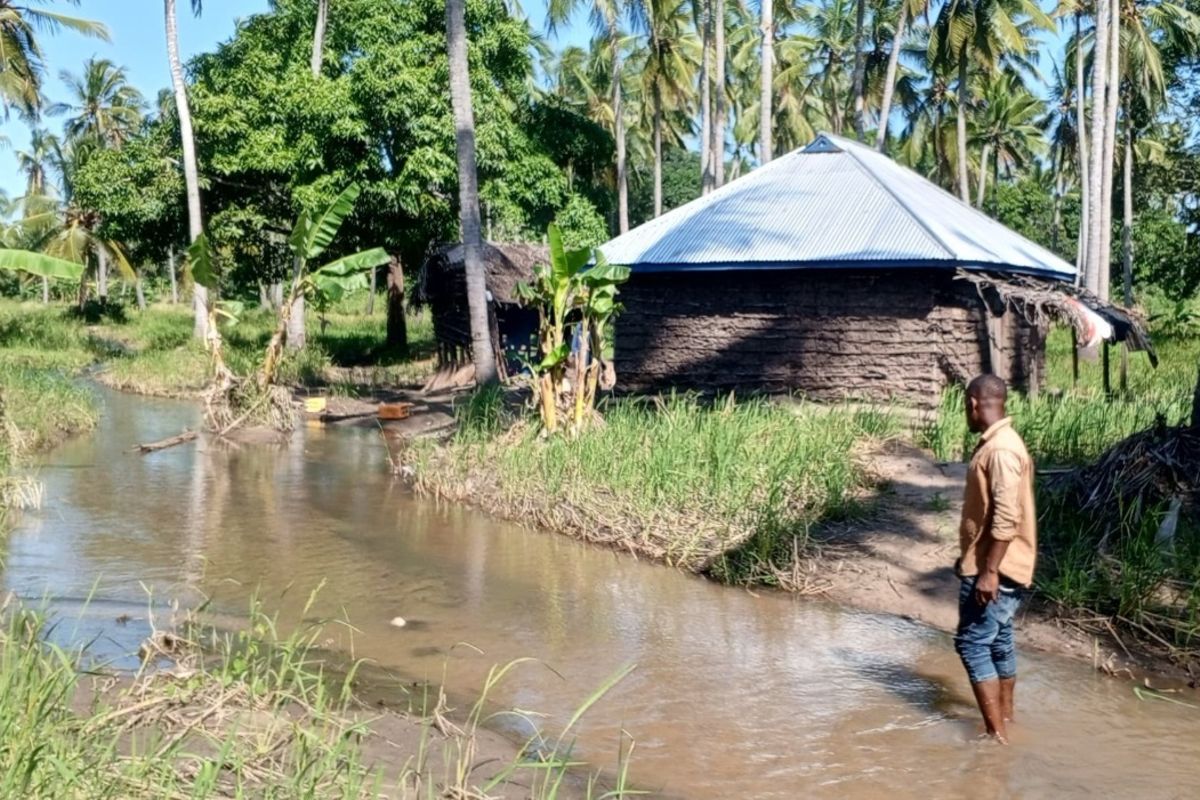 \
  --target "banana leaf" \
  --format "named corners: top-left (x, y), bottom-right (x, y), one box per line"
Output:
top-left (187, 233), bottom-right (217, 290)
top-left (311, 247), bottom-right (389, 278)
top-left (290, 183), bottom-right (362, 260)
top-left (0, 249), bottom-right (84, 280)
